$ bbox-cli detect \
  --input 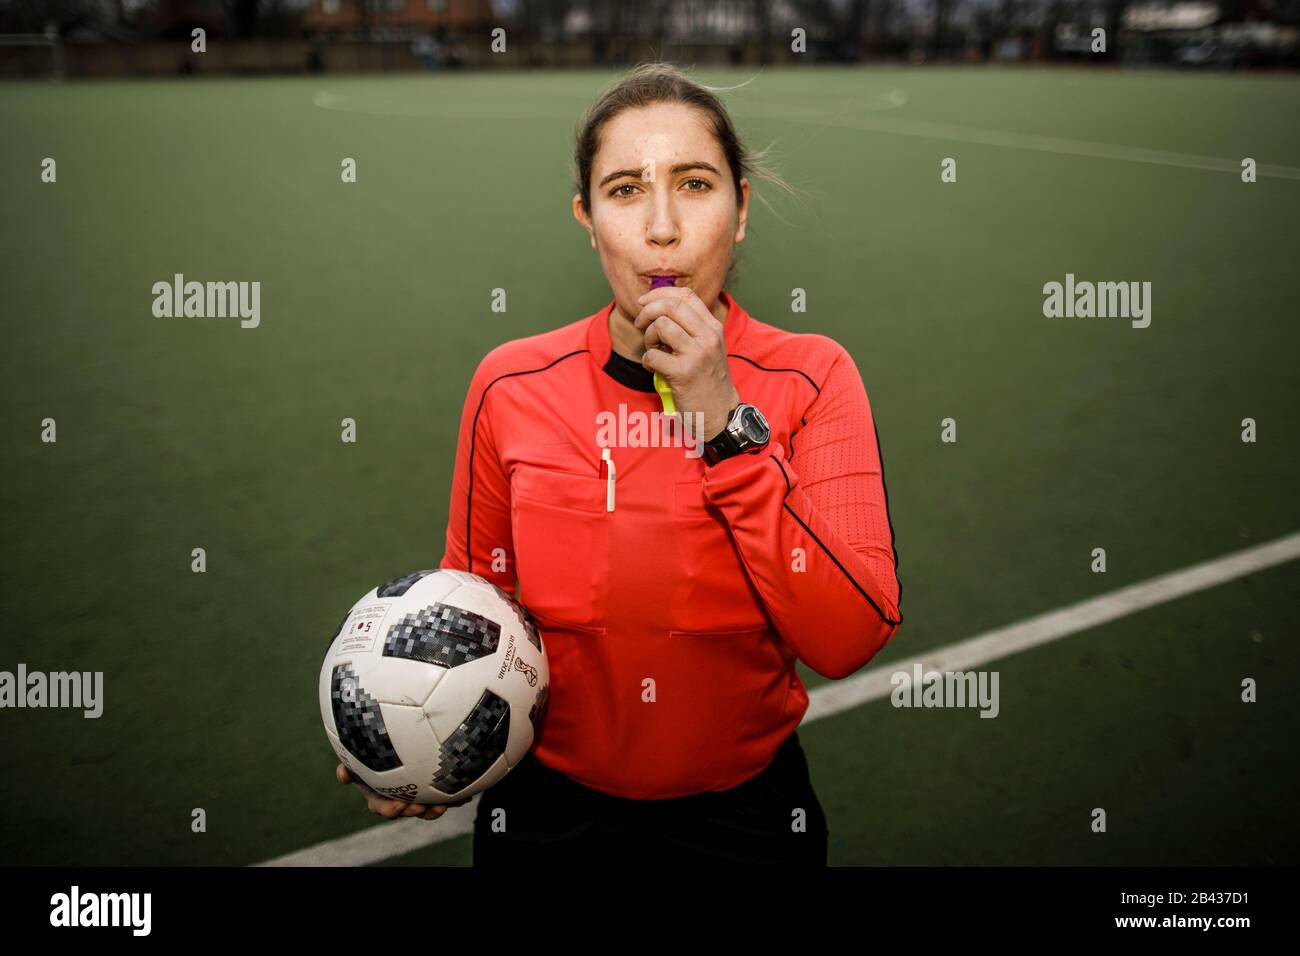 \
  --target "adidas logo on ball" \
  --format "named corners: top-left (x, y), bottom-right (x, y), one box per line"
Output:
top-left (374, 783), bottom-right (420, 800)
